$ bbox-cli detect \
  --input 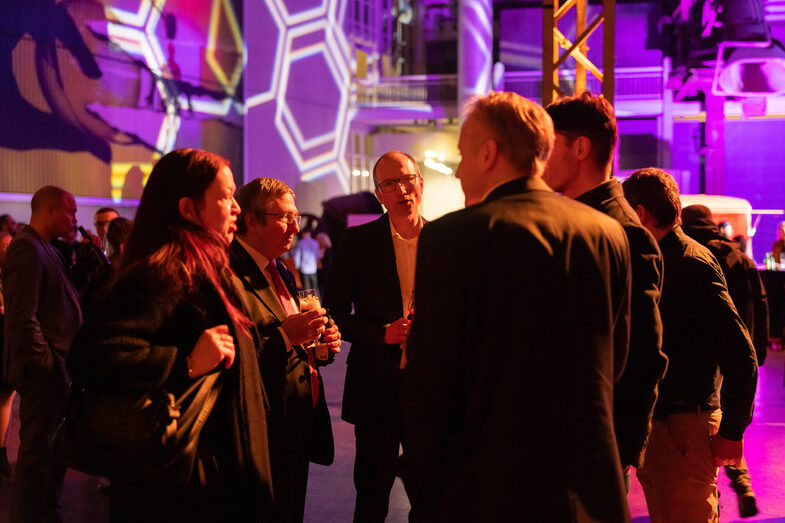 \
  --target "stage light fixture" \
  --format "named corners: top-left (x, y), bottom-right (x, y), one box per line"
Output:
top-left (713, 39), bottom-right (785, 96)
